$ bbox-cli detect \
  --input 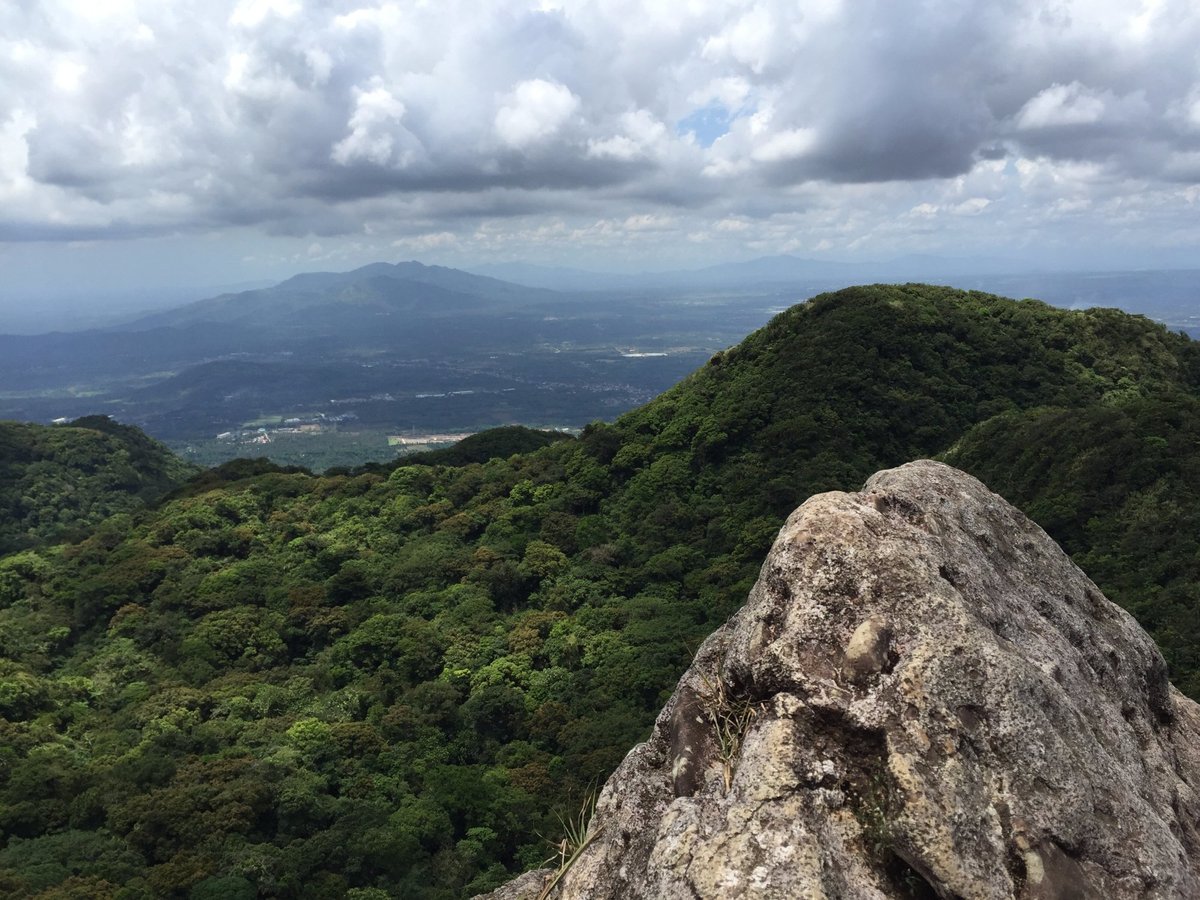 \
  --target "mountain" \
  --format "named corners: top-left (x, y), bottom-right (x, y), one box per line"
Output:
top-left (0, 261), bottom-right (566, 389)
top-left (0, 285), bottom-right (1197, 898)
top-left (4, 259), bottom-right (1194, 465)
top-left (0, 261), bottom-right (722, 449)
top-left (274, 261), bottom-right (554, 306)
top-left (120, 261), bottom-right (563, 333)
top-left (0, 416), bottom-right (197, 555)
top-left (481, 462), bottom-right (1200, 899)
top-left (955, 269), bottom-right (1200, 337)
